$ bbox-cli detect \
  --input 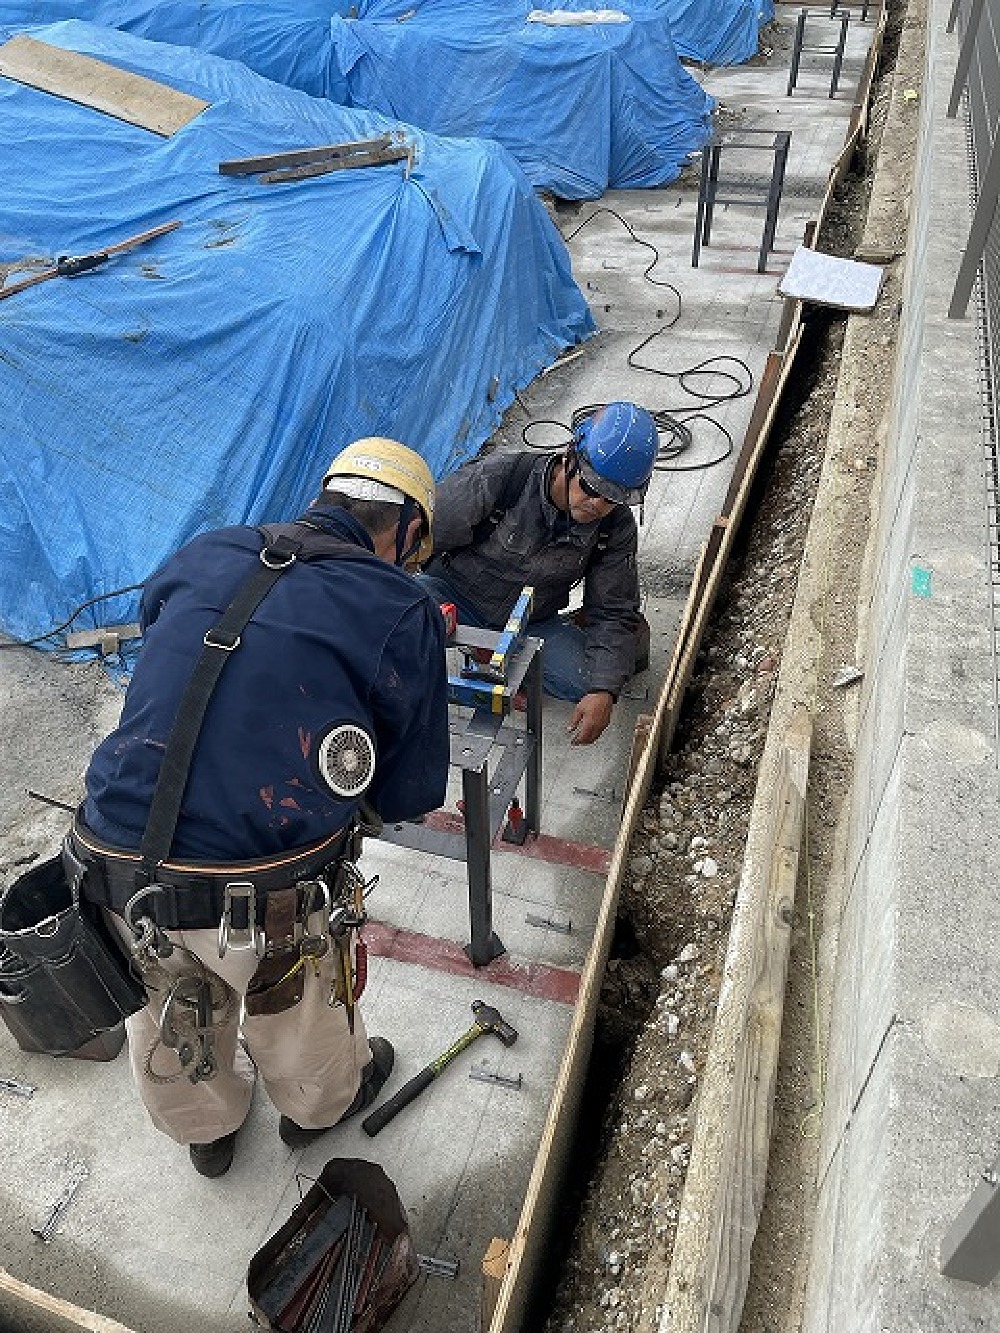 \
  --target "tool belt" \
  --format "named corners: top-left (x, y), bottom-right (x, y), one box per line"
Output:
top-left (68, 818), bottom-right (350, 933)
top-left (69, 819), bottom-right (365, 1022)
